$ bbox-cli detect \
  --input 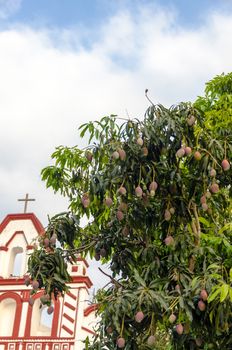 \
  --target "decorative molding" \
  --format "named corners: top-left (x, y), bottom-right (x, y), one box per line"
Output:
top-left (0, 278), bottom-right (27, 285)
top-left (0, 246), bottom-right (8, 251)
top-left (66, 292), bottom-right (77, 301)
top-left (71, 266), bottom-right (78, 273)
top-left (61, 325), bottom-right (73, 336)
top-left (63, 313), bottom-right (74, 324)
top-left (0, 339), bottom-right (75, 342)
top-left (0, 214), bottom-right (44, 235)
top-left (81, 326), bottom-right (96, 336)
top-left (76, 257), bottom-right (89, 268)
top-left (84, 304), bottom-right (98, 317)
top-left (0, 212), bottom-right (96, 346)
top-left (64, 302), bottom-right (75, 312)
top-left (5, 231), bottom-right (28, 248)
top-left (71, 276), bottom-right (92, 288)
top-left (26, 245), bottom-right (34, 250)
